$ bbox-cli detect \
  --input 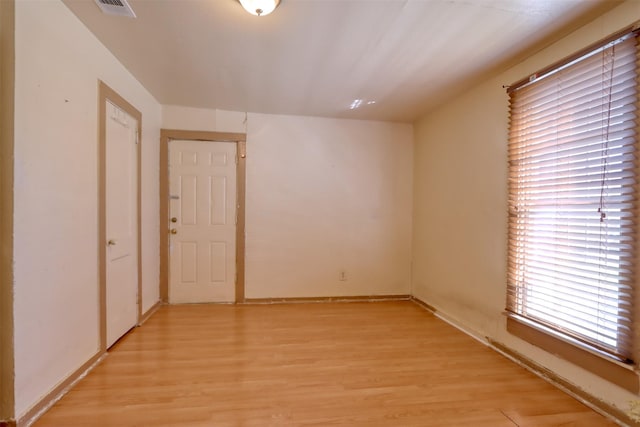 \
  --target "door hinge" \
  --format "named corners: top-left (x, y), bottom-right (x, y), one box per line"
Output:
top-left (135, 131), bottom-right (139, 145)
